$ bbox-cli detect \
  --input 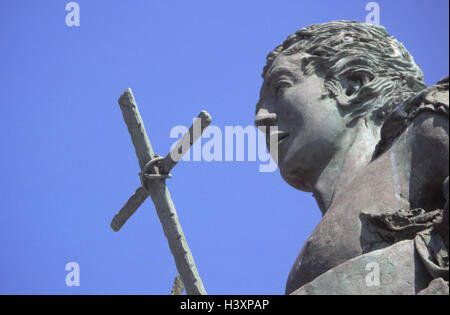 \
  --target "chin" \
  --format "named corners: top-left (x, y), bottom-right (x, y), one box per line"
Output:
top-left (279, 163), bottom-right (313, 192)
